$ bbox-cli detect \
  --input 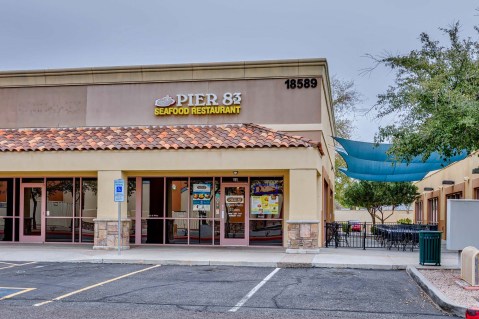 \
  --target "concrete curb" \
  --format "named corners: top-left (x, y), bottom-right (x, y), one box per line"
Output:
top-left (313, 263), bottom-right (406, 270)
top-left (57, 258), bottom-right (407, 270)
top-left (406, 266), bottom-right (467, 318)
